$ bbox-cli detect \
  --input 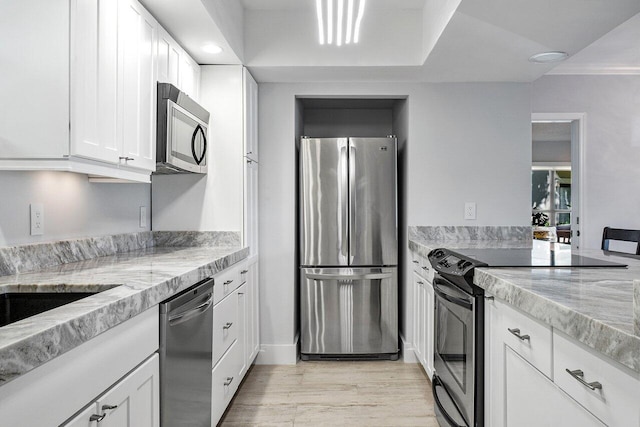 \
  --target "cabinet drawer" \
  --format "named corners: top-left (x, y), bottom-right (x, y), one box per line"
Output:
top-left (553, 330), bottom-right (640, 427)
top-left (213, 292), bottom-right (238, 365)
top-left (411, 252), bottom-right (434, 282)
top-left (497, 299), bottom-right (552, 378)
top-left (213, 266), bottom-right (240, 304)
top-left (212, 341), bottom-right (240, 424)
